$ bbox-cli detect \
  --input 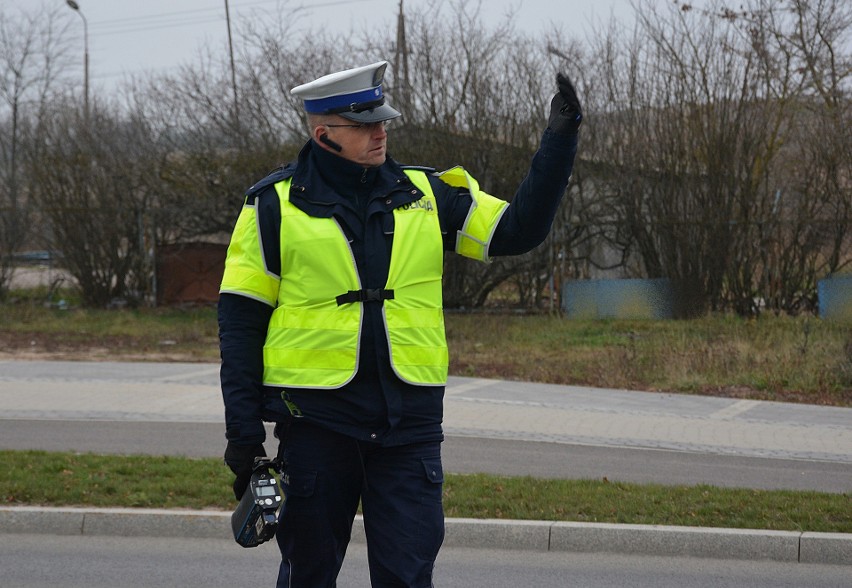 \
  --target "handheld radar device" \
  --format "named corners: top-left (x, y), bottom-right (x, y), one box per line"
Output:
top-left (231, 457), bottom-right (283, 548)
